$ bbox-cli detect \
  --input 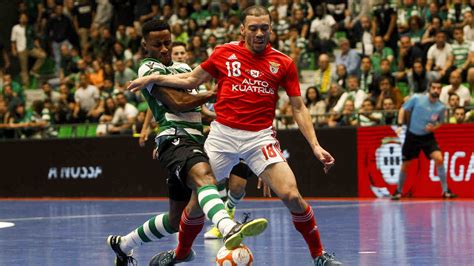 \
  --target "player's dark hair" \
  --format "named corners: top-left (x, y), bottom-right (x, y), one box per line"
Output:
top-left (379, 75), bottom-right (393, 87)
top-left (241, 5), bottom-right (271, 24)
top-left (142, 20), bottom-right (171, 39)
